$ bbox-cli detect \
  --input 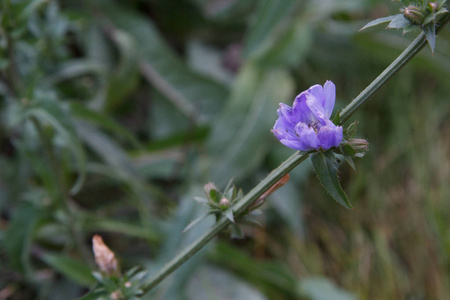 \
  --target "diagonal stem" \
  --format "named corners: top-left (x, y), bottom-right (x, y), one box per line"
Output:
top-left (339, 13), bottom-right (450, 123)
top-left (140, 152), bottom-right (309, 292)
top-left (139, 13), bottom-right (450, 294)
